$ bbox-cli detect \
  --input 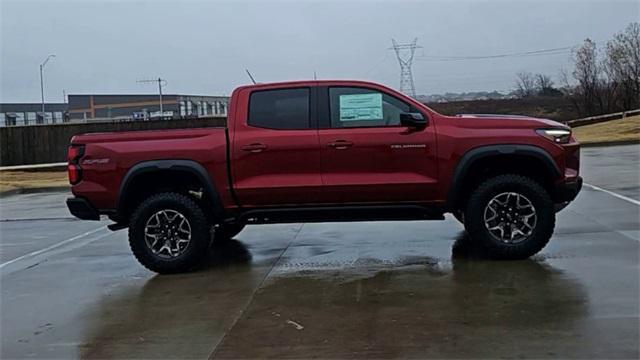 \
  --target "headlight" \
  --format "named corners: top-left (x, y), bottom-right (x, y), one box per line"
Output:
top-left (536, 128), bottom-right (571, 144)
